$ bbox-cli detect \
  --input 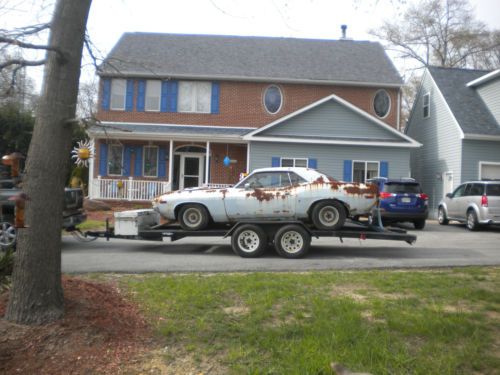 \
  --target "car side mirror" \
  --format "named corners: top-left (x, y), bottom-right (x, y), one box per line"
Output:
top-left (446, 193), bottom-right (453, 199)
